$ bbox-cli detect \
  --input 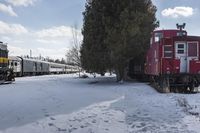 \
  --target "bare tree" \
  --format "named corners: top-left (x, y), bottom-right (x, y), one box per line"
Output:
top-left (66, 24), bottom-right (82, 77)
